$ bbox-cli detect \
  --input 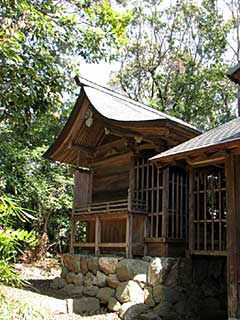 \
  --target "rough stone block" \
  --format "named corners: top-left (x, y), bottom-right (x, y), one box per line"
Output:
top-left (71, 286), bottom-right (83, 297)
top-left (62, 254), bottom-right (81, 273)
top-left (153, 285), bottom-right (183, 305)
top-left (107, 274), bottom-right (120, 289)
top-left (96, 271), bottom-right (107, 287)
top-left (64, 283), bottom-right (75, 295)
top-left (66, 272), bottom-right (76, 284)
top-left (144, 287), bottom-right (155, 307)
top-left (73, 273), bottom-right (84, 286)
top-left (88, 256), bottom-right (99, 275)
top-left (116, 259), bottom-right (149, 282)
top-left (96, 287), bottom-right (115, 304)
top-left (60, 265), bottom-right (69, 279)
top-left (108, 297), bottom-right (121, 312)
top-left (139, 312), bottom-right (162, 320)
top-left (116, 281), bottom-right (144, 304)
top-left (119, 302), bottom-right (150, 320)
top-left (83, 285), bottom-right (99, 297)
top-left (80, 256), bottom-right (88, 274)
top-left (50, 277), bottom-right (66, 289)
top-left (84, 272), bottom-right (97, 287)
top-left (153, 301), bottom-right (177, 320)
top-left (99, 257), bottom-right (119, 275)
top-left (72, 297), bottom-right (100, 314)
top-left (148, 257), bottom-right (176, 287)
